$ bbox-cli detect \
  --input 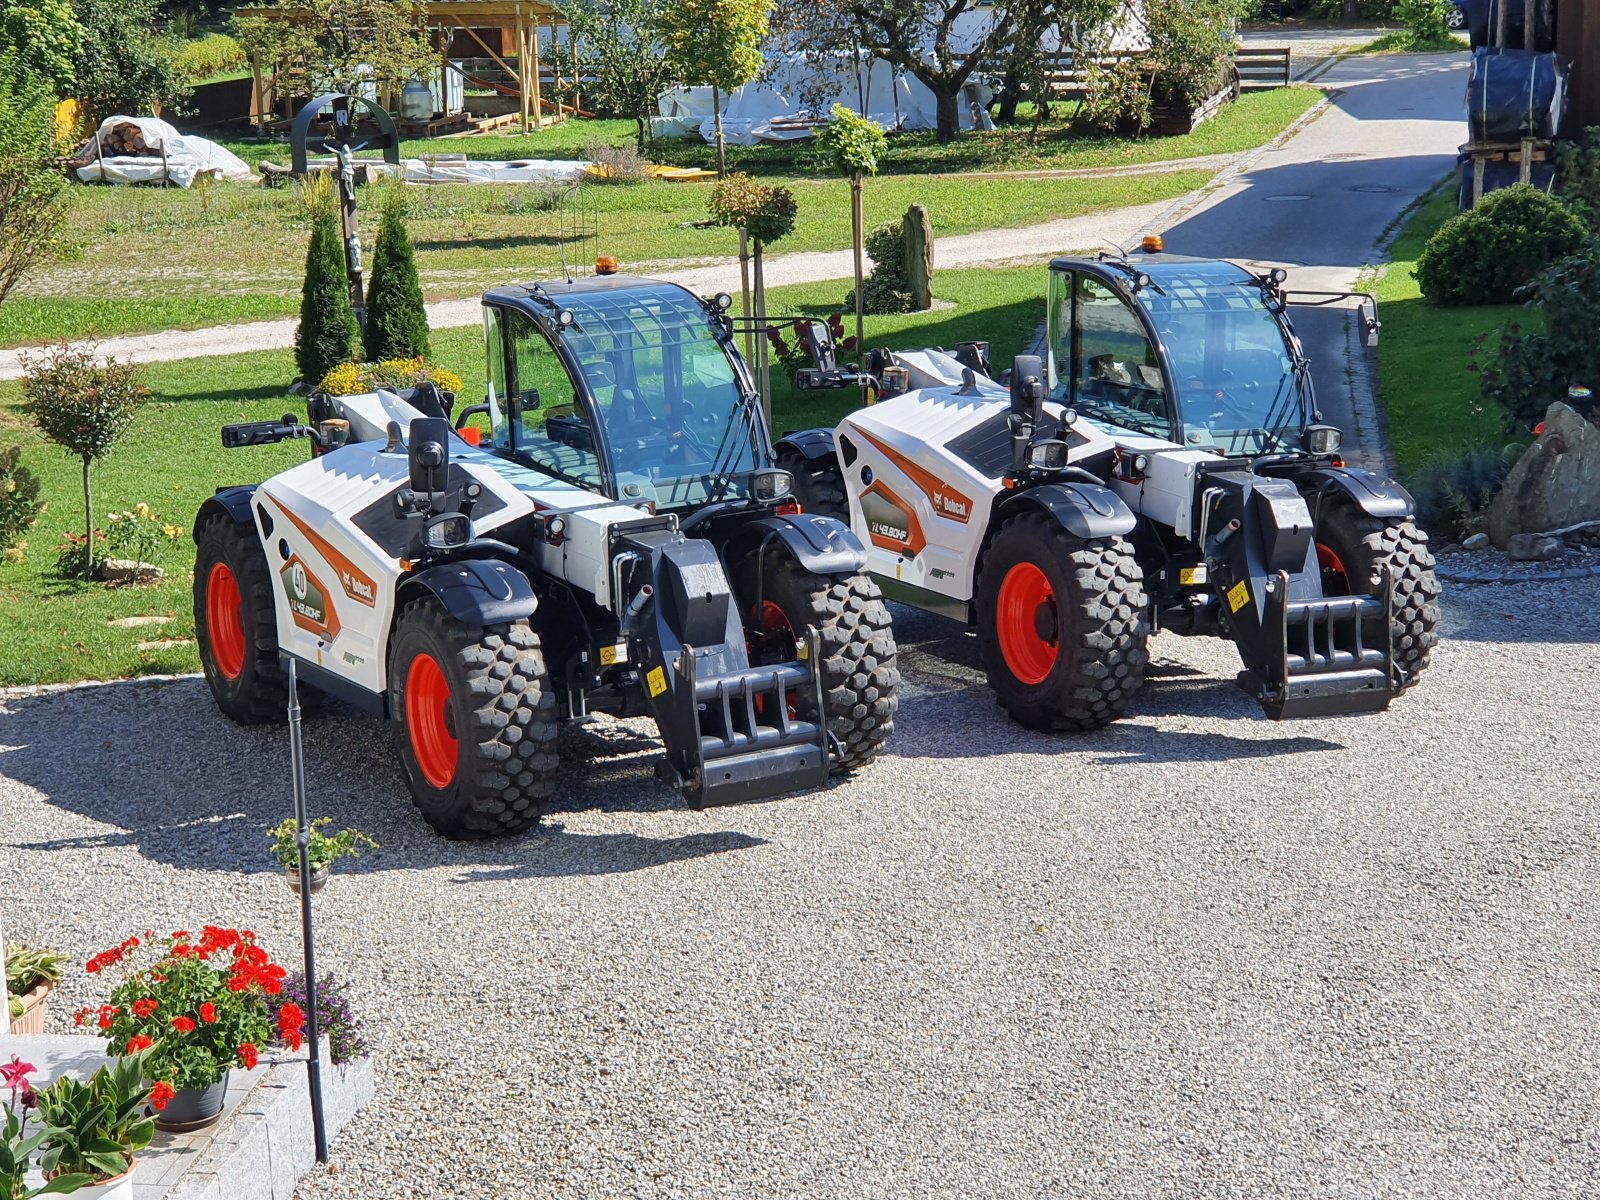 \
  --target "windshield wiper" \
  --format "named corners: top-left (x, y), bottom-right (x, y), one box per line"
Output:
top-left (703, 396), bottom-right (759, 503)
